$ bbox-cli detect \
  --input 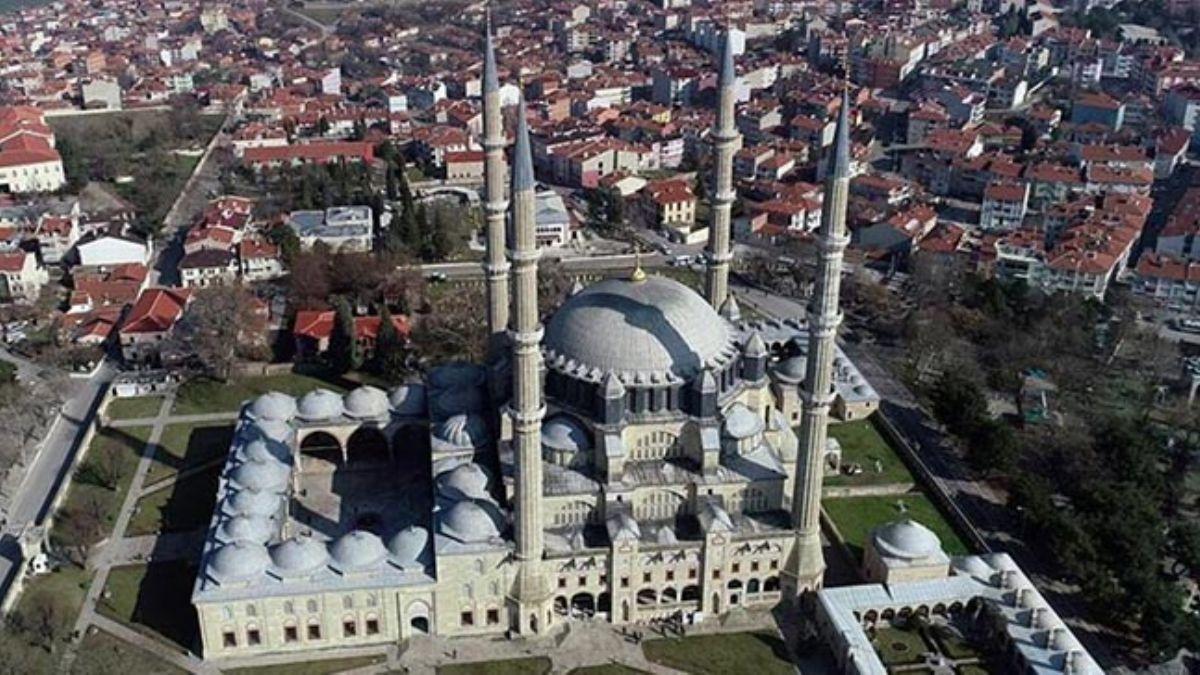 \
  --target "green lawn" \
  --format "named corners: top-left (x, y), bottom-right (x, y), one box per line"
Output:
top-left (872, 626), bottom-right (930, 666)
top-left (50, 426), bottom-right (153, 553)
top-left (569, 666), bottom-right (649, 675)
top-left (73, 628), bottom-right (187, 674)
top-left (105, 396), bottom-right (165, 421)
top-left (437, 658), bottom-right (552, 675)
top-left (642, 631), bottom-right (794, 675)
top-left (823, 493), bottom-right (970, 564)
top-left (144, 422), bottom-right (234, 486)
top-left (98, 561), bottom-right (200, 653)
top-left (127, 464), bottom-right (222, 536)
top-left (172, 372), bottom-right (351, 415)
top-left (228, 655), bottom-right (386, 675)
top-left (14, 562), bottom-right (91, 643)
top-left (825, 419), bottom-right (915, 487)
